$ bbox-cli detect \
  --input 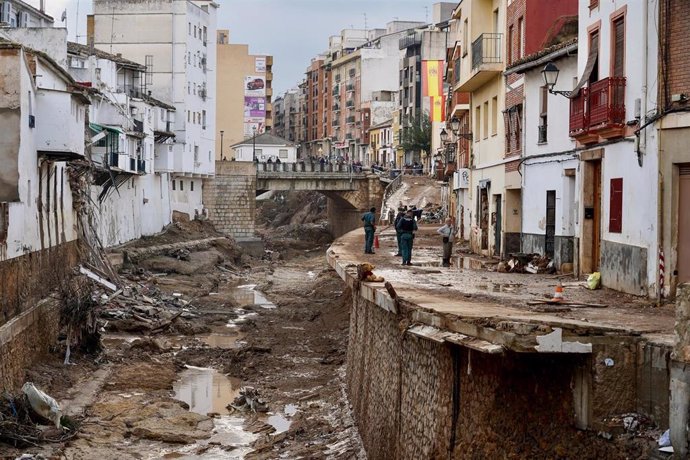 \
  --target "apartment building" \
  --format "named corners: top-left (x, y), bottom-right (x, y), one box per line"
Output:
top-left (454, 0), bottom-right (507, 258)
top-left (304, 56), bottom-right (329, 158)
top-left (657, 0), bottom-right (690, 297)
top-left (67, 41), bottom-right (177, 246)
top-left (91, 0), bottom-right (218, 219)
top-left (504, 38), bottom-right (577, 272)
top-left (215, 29), bottom-right (273, 159)
top-left (0, 0), bottom-right (53, 28)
